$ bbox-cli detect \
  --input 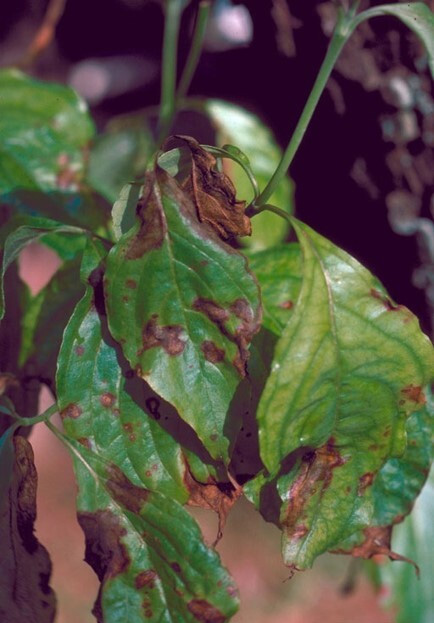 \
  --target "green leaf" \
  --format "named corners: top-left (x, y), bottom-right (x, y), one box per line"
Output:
top-left (250, 218), bottom-right (433, 569)
top-left (56, 288), bottom-right (191, 503)
top-left (111, 183), bottom-right (143, 241)
top-left (0, 69), bottom-right (94, 194)
top-left (203, 99), bottom-right (293, 250)
top-left (353, 3), bottom-right (434, 78)
top-left (88, 118), bottom-right (154, 203)
top-left (53, 431), bottom-right (239, 623)
top-left (0, 216), bottom-right (85, 321)
top-left (373, 466), bottom-right (434, 623)
top-left (246, 243), bottom-right (302, 336)
top-left (104, 168), bottom-right (261, 461)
